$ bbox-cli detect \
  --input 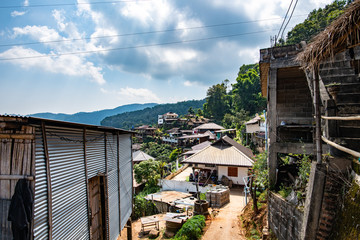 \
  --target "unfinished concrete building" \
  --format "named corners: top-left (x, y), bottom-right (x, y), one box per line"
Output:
top-left (260, 1), bottom-right (360, 239)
